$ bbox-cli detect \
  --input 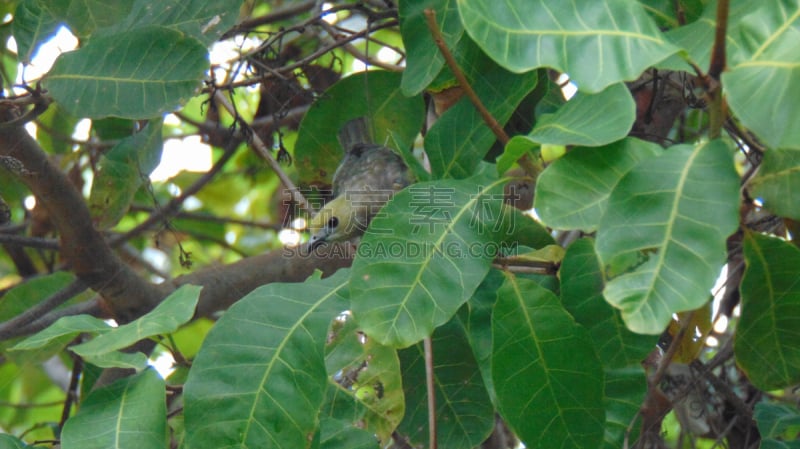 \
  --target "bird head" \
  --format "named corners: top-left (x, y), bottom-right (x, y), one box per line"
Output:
top-left (307, 196), bottom-right (358, 249)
